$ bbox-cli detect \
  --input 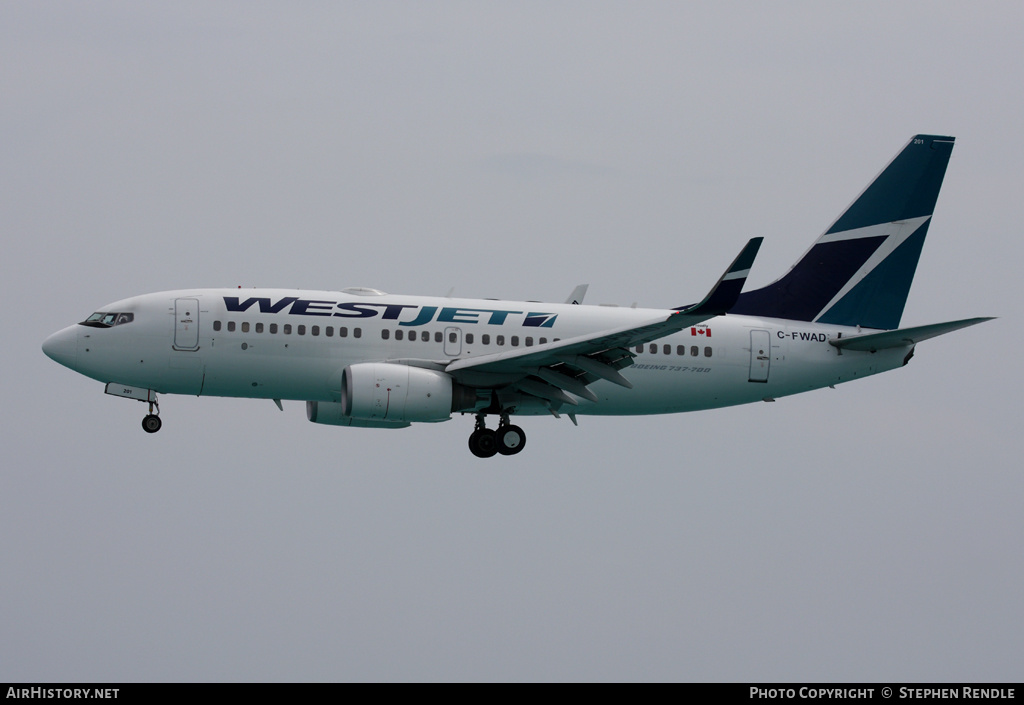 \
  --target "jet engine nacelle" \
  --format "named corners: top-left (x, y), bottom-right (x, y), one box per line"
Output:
top-left (306, 400), bottom-right (411, 428)
top-left (341, 362), bottom-right (466, 423)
